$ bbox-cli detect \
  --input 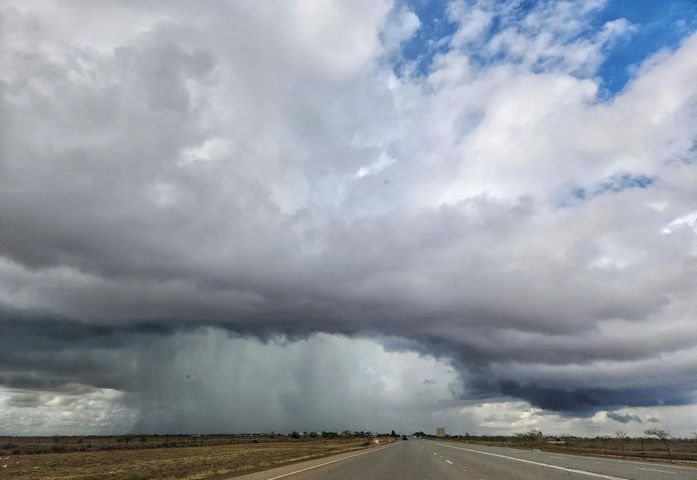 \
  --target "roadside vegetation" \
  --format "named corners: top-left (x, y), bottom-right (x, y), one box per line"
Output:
top-left (0, 433), bottom-right (395, 480)
top-left (428, 428), bottom-right (697, 463)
